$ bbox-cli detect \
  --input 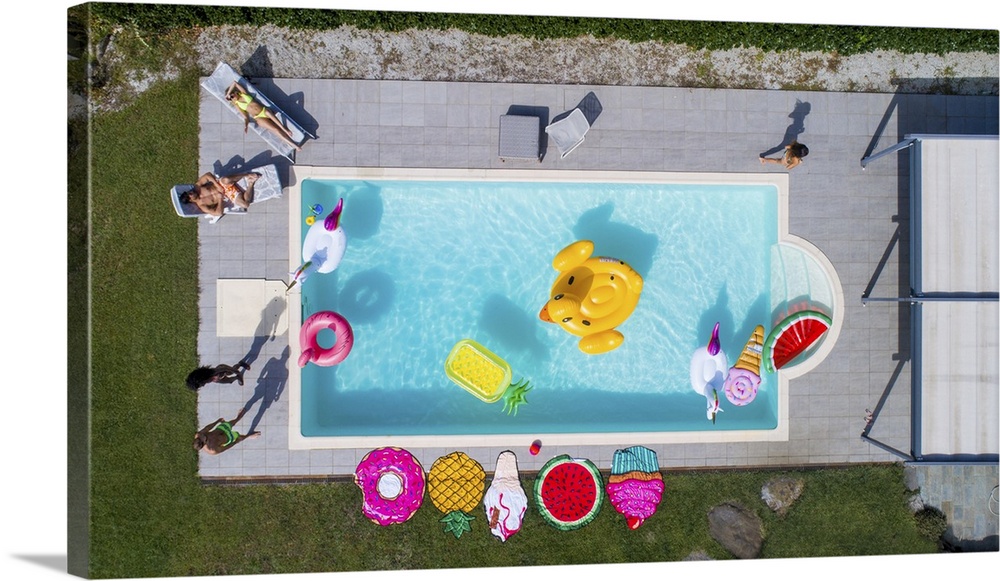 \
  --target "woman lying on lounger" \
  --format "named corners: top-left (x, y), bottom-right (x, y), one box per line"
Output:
top-left (180, 171), bottom-right (261, 217)
top-left (224, 81), bottom-right (302, 152)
